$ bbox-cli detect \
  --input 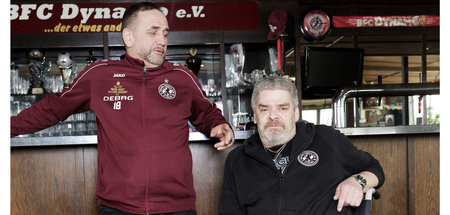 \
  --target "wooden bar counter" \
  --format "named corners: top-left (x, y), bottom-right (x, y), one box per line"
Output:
top-left (11, 126), bottom-right (439, 215)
